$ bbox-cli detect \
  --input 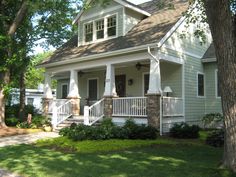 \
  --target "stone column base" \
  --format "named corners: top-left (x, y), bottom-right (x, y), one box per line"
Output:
top-left (68, 97), bottom-right (81, 116)
top-left (42, 98), bottom-right (53, 116)
top-left (146, 94), bottom-right (161, 128)
top-left (104, 96), bottom-right (114, 118)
